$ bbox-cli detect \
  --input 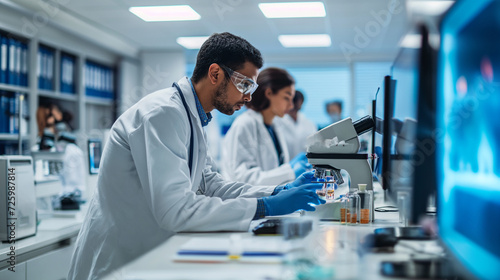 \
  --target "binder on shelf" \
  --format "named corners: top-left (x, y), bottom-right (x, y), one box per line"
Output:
top-left (8, 93), bottom-right (19, 134)
top-left (7, 38), bottom-right (15, 86)
top-left (20, 42), bottom-right (28, 87)
top-left (61, 54), bottom-right (75, 94)
top-left (15, 40), bottom-right (20, 86)
top-left (38, 46), bottom-right (54, 91)
top-left (37, 47), bottom-right (42, 89)
top-left (0, 93), bottom-right (9, 133)
top-left (46, 50), bottom-right (53, 90)
top-left (85, 61), bottom-right (115, 100)
top-left (0, 35), bottom-right (6, 84)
